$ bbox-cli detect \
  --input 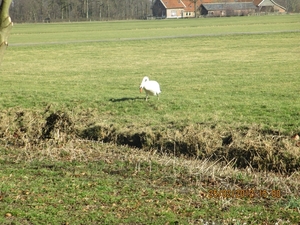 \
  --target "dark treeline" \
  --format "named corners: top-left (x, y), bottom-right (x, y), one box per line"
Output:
top-left (9, 0), bottom-right (153, 23)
